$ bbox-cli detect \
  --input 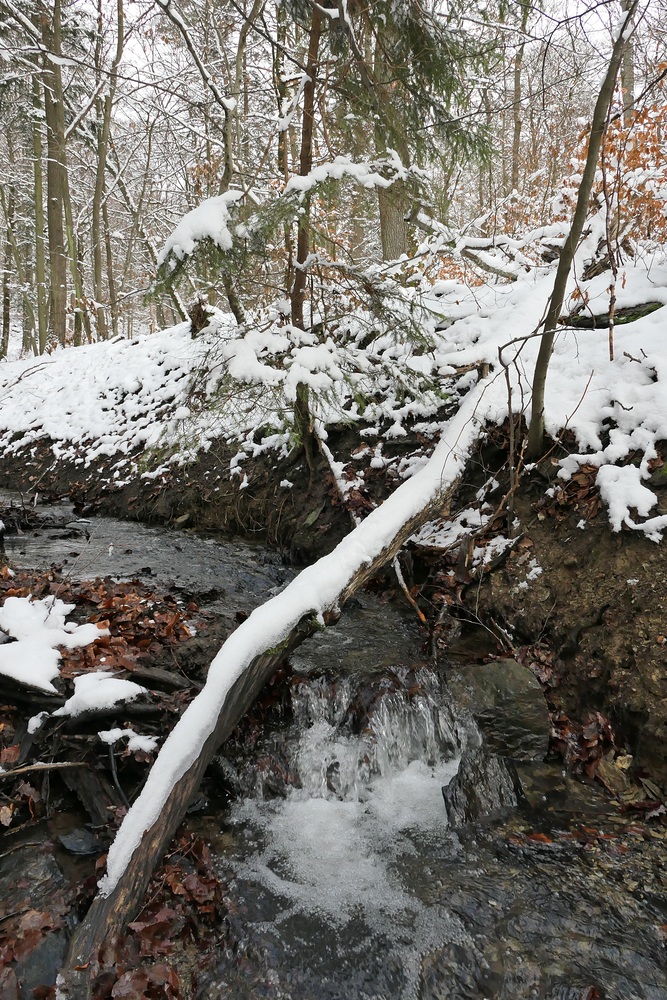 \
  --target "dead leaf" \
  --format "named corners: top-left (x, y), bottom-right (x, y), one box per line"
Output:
top-left (0, 745), bottom-right (20, 766)
top-left (111, 969), bottom-right (149, 998)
